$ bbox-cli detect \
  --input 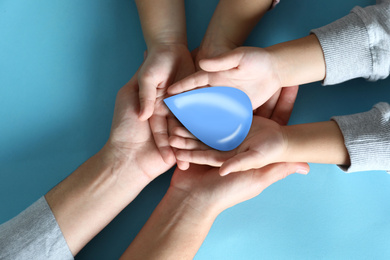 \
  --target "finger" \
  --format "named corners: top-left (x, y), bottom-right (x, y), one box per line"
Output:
top-left (270, 86), bottom-right (299, 126)
top-left (199, 49), bottom-right (244, 72)
top-left (190, 47), bottom-right (199, 61)
top-left (169, 136), bottom-right (208, 150)
top-left (219, 150), bottom-right (264, 176)
top-left (173, 146), bottom-right (190, 170)
top-left (176, 160), bottom-right (190, 170)
top-left (253, 162), bottom-right (310, 191)
top-left (149, 114), bottom-right (176, 165)
top-left (167, 70), bottom-right (211, 95)
top-left (167, 113), bottom-right (183, 136)
top-left (138, 74), bottom-right (157, 121)
top-left (175, 149), bottom-right (230, 167)
top-left (171, 126), bottom-right (196, 139)
top-left (255, 89), bottom-right (281, 118)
